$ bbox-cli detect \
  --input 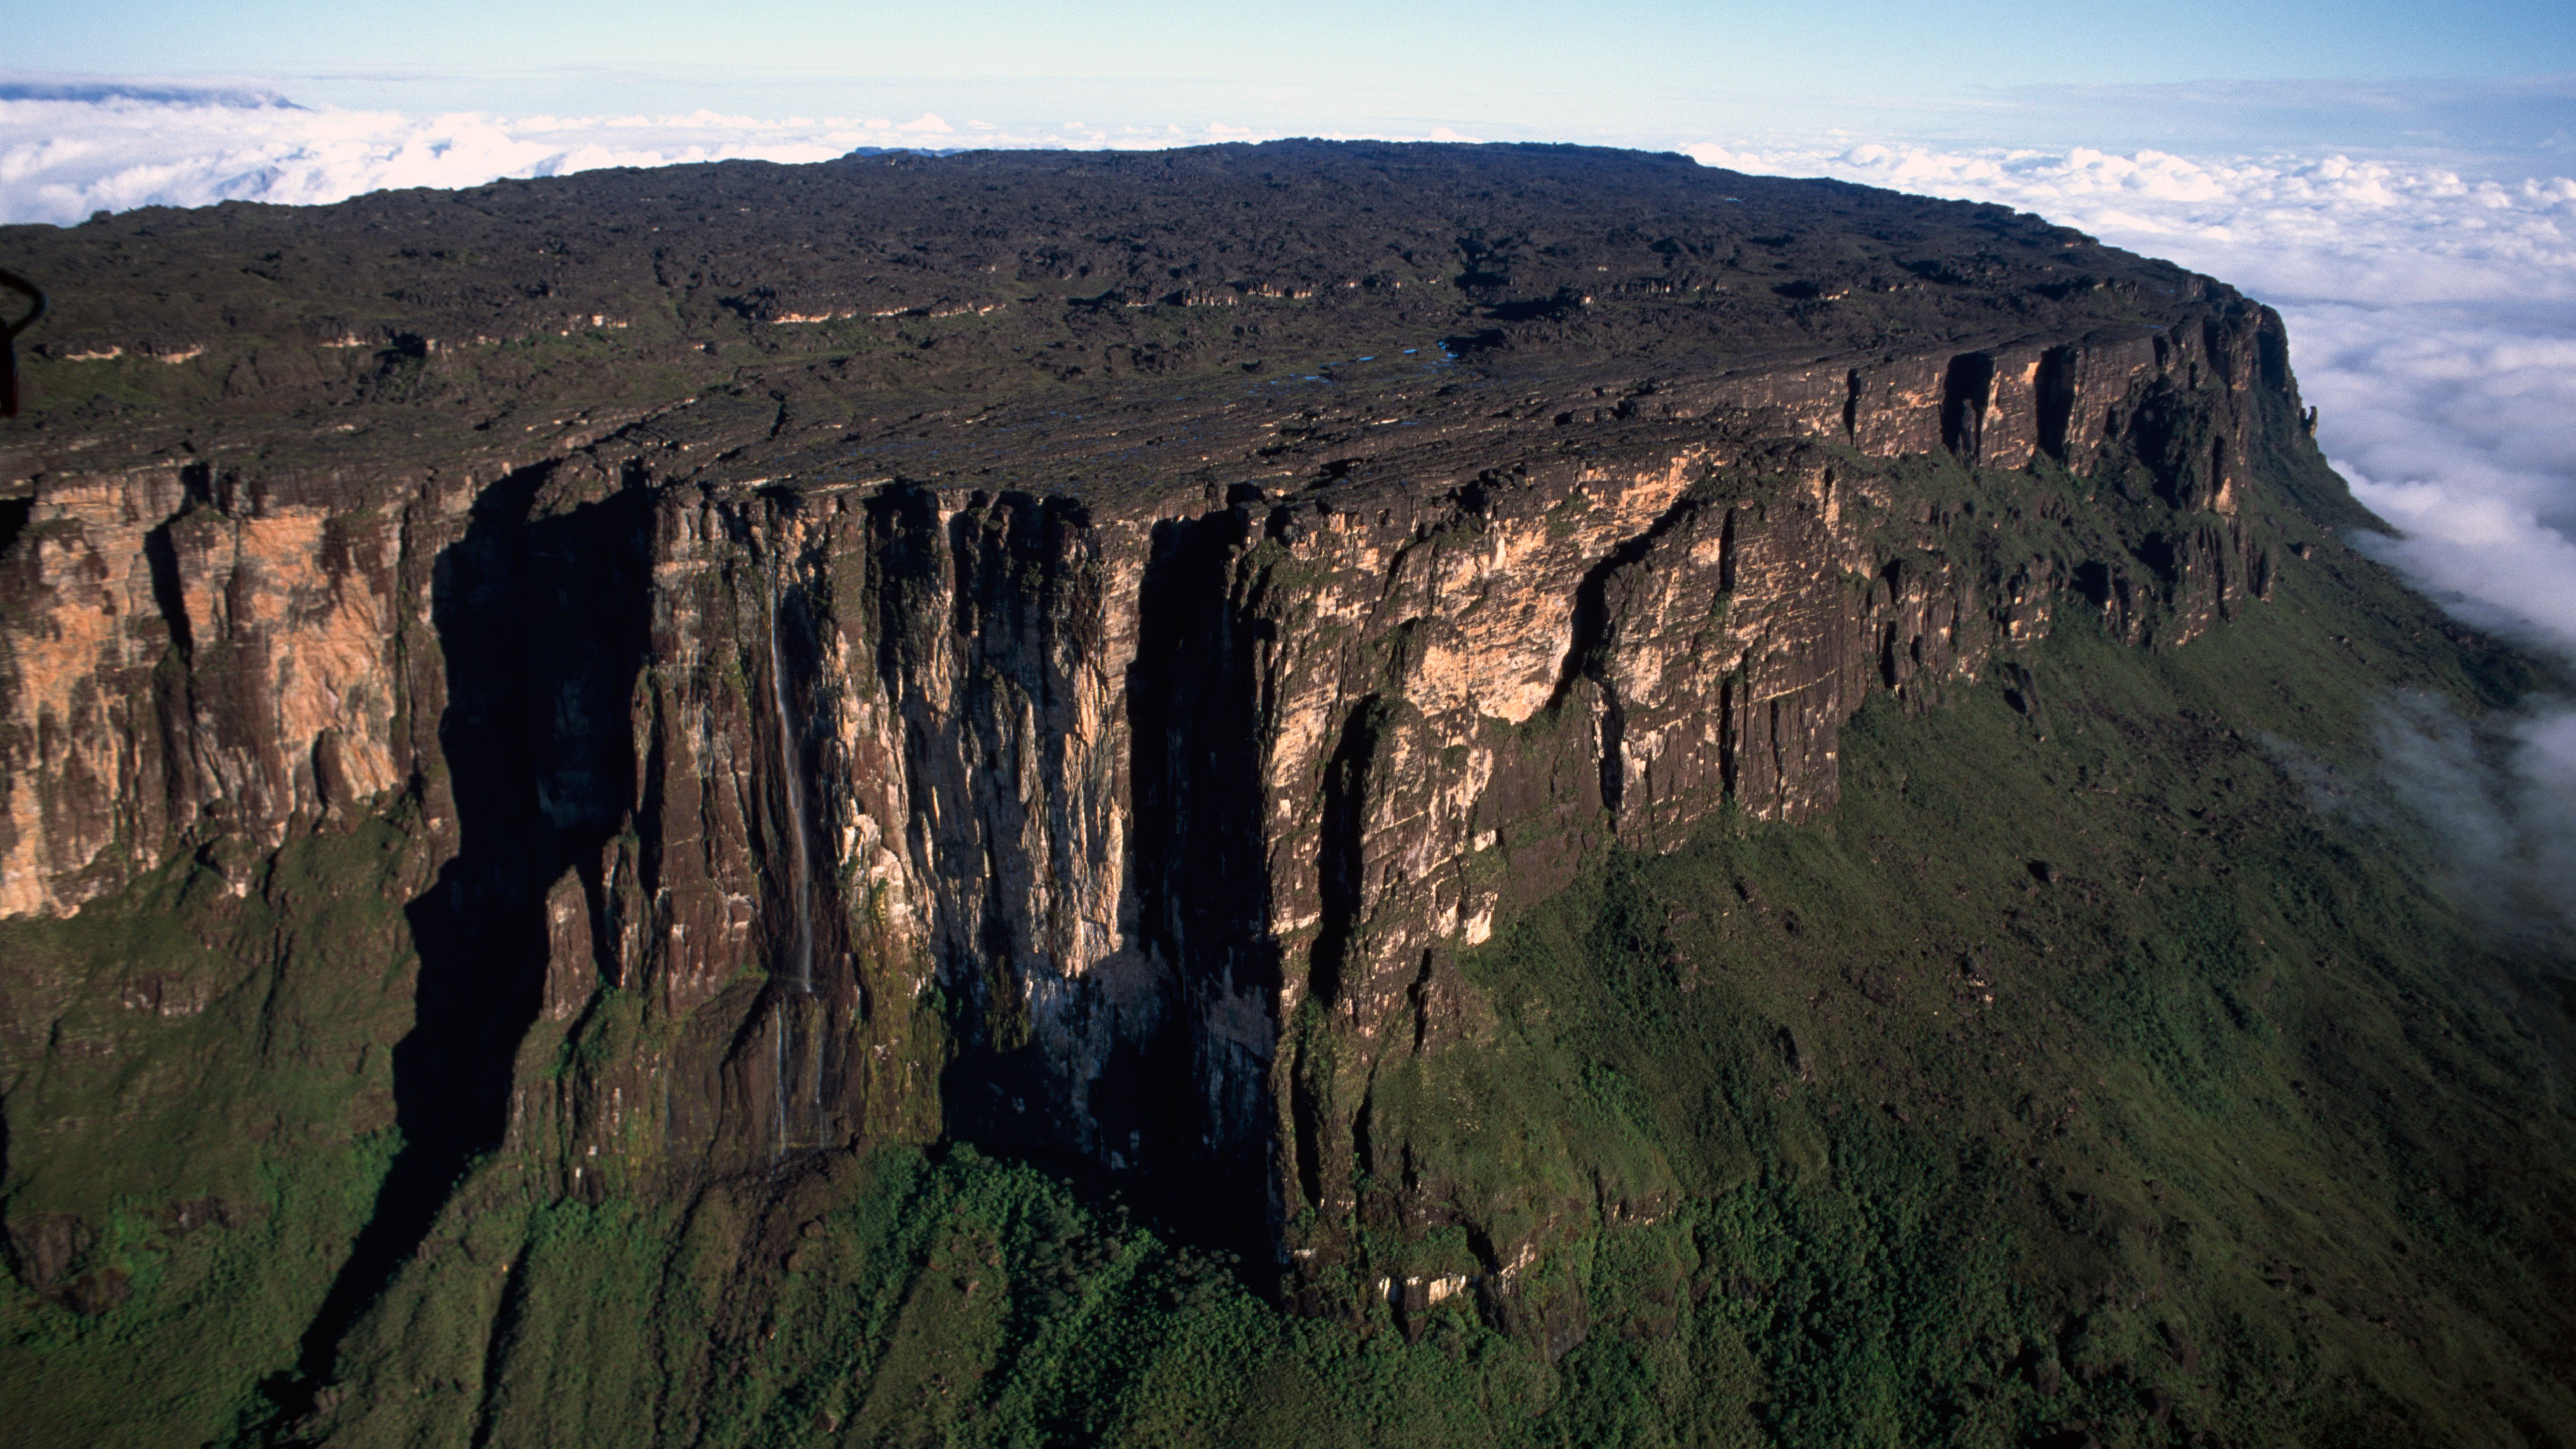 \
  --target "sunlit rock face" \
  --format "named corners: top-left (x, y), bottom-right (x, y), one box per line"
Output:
top-left (0, 139), bottom-right (2288, 1271)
